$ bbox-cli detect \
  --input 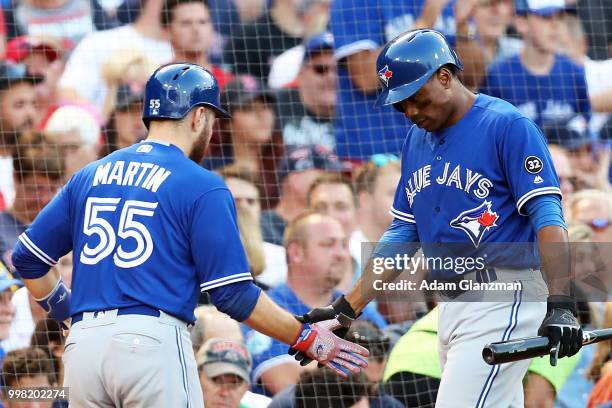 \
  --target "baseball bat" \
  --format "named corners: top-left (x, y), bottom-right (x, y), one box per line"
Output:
top-left (482, 328), bottom-right (612, 365)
